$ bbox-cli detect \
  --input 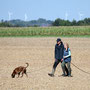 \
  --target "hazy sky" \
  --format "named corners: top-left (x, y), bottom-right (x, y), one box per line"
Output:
top-left (0, 0), bottom-right (90, 21)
